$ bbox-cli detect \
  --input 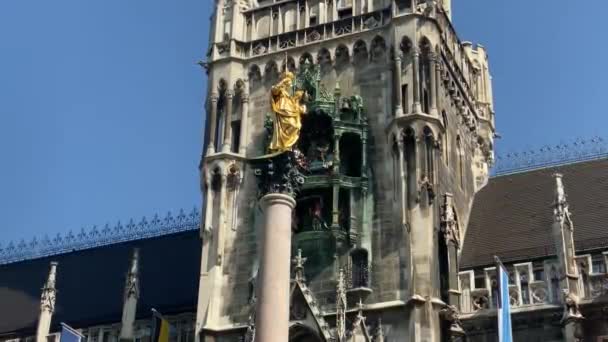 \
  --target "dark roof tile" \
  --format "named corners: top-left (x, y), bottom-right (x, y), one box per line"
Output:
top-left (0, 230), bottom-right (201, 336)
top-left (461, 158), bottom-right (608, 269)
